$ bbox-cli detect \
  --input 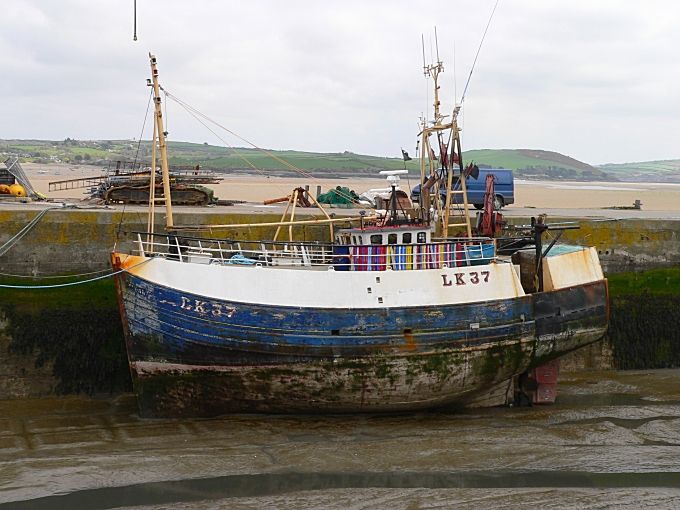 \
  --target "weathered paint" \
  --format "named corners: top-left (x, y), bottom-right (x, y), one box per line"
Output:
top-left (115, 254), bottom-right (527, 309)
top-left (543, 247), bottom-right (605, 290)
top-left (112, 252), bottom-right (608, 417)
top-left (533, 280), bottom-right (608, 361)
top-left (119, 272), bottom-right (534, 358)
top-left (129, 345), bottom-right (534, 417)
